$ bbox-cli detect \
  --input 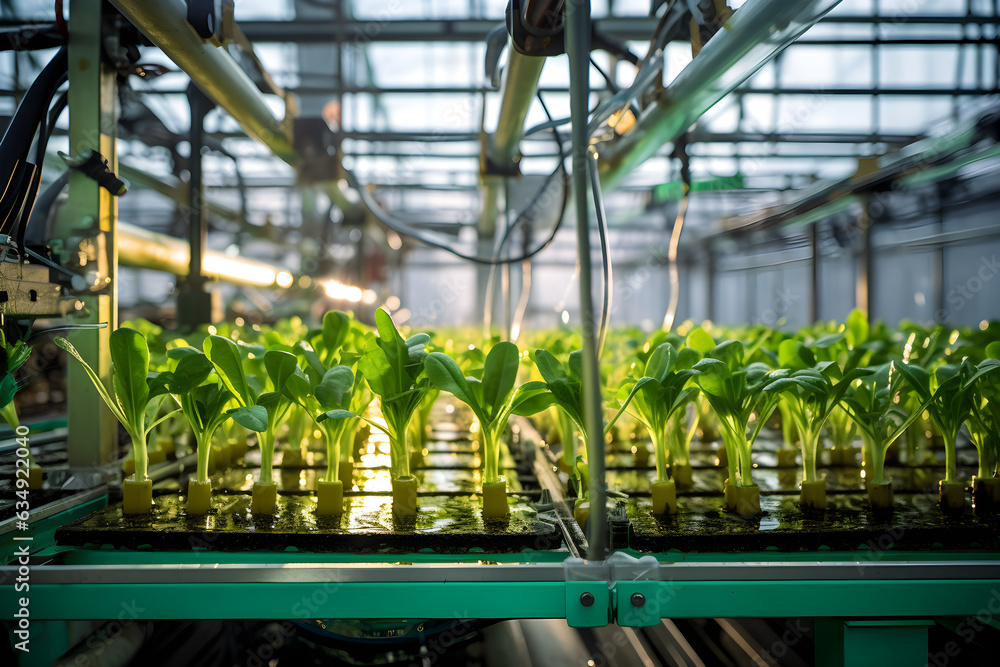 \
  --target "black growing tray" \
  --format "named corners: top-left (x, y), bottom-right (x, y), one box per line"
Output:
top-left (624, 493), bottom-right (1000, 553)
top-left (55, 493), bottom-right (560, 553)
